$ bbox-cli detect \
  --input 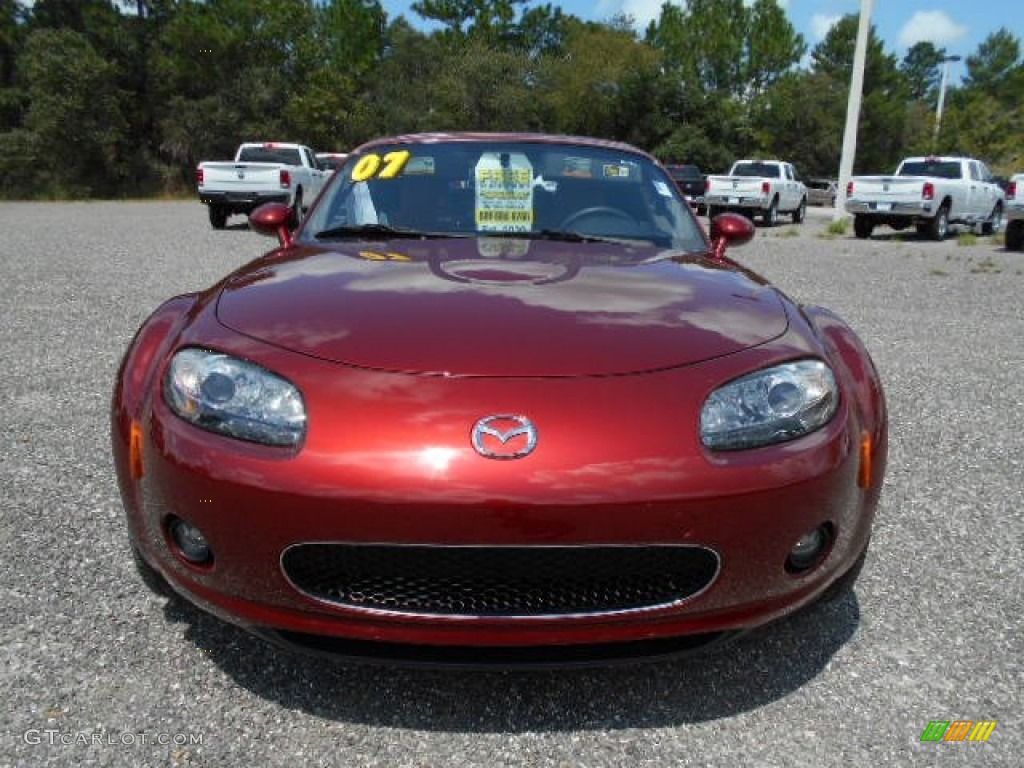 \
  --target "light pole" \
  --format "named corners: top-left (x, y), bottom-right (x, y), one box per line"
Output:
top-left (933, 54), bottom-right (961, 149)
top-left (833, 0), bottom-right (874, 220)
